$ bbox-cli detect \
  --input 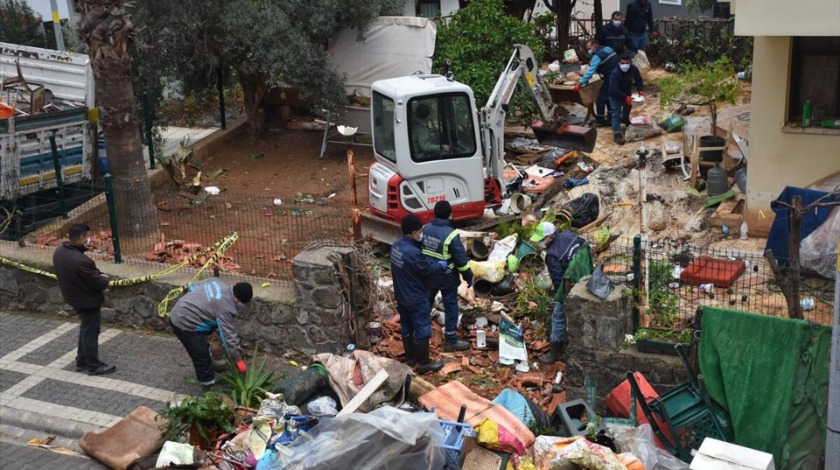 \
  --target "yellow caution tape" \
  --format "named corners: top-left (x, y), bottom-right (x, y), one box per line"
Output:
top-left (0, 232), bottom-right (241, 316)
top-left (157, 232), bottom-right (240, 317)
